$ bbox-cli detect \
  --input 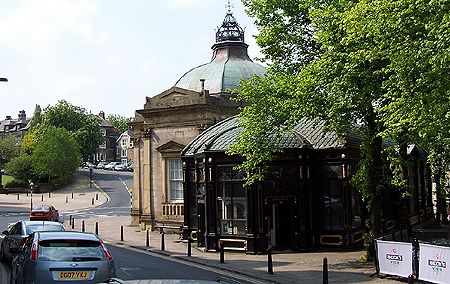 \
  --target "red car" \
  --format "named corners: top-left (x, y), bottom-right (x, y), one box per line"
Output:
top-left (29, 205), bottom-right (60, 222)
